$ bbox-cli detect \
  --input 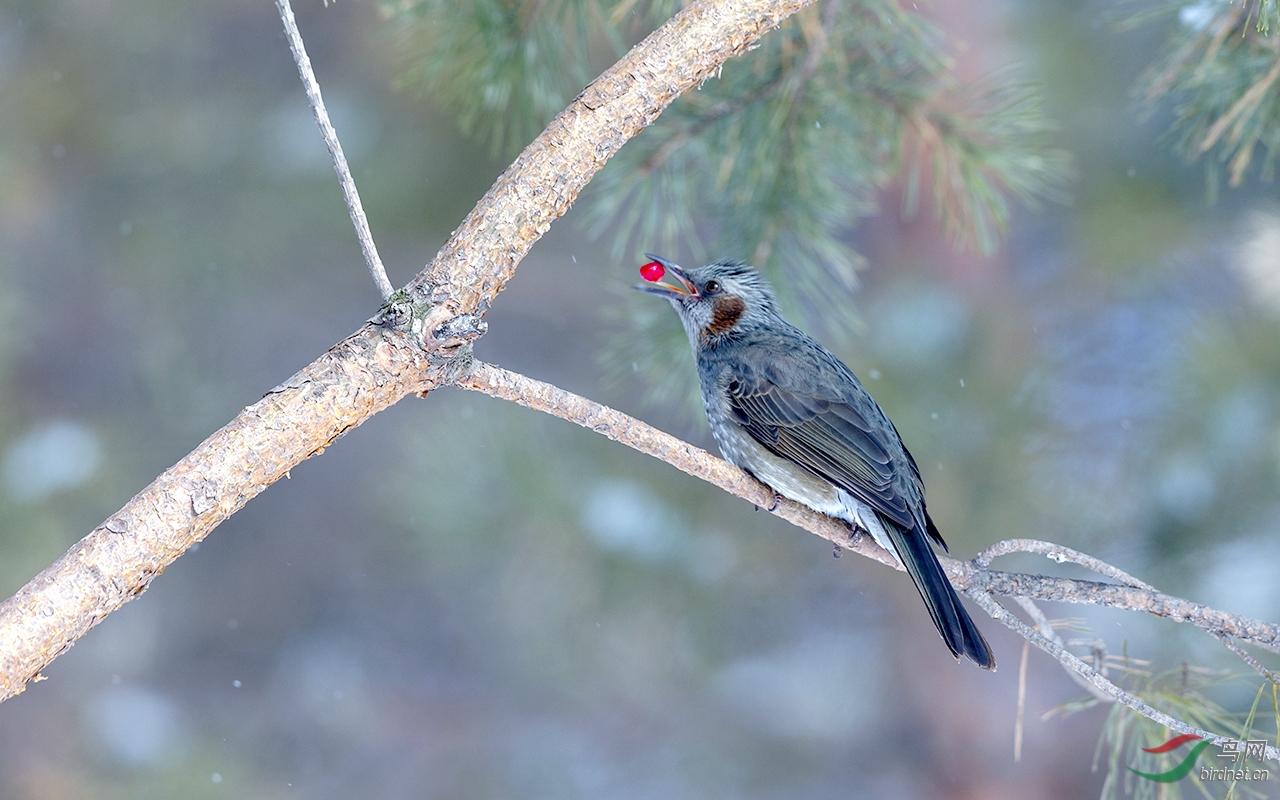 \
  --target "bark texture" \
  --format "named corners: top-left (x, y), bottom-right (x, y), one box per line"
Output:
top-left (405, 0), bottom-right (813, 319)
top-left (0, 327), bottom-right (432, 699)
top-left (0, 0), bottom-right (814, 702)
